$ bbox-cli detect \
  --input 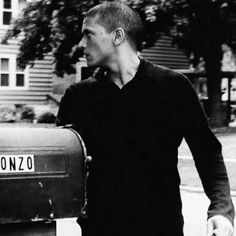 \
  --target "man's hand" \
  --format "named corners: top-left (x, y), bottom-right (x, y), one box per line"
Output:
top-left (207, 215), bottom-right (234, 236)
